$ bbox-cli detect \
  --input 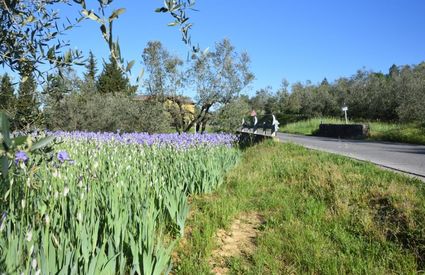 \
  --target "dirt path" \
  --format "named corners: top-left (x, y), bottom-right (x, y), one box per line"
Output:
top-left (210, 212), bottom-right (264, 274)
